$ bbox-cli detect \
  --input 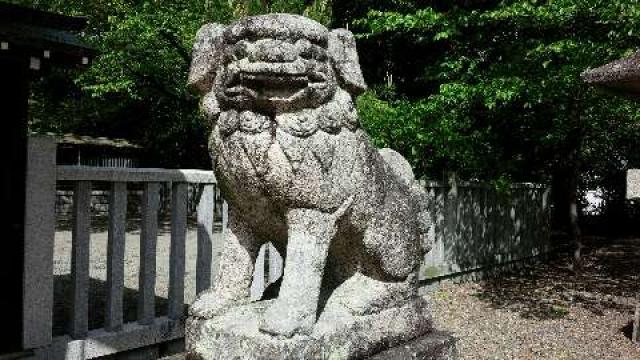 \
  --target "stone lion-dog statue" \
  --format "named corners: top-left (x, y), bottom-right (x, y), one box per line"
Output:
top-left (186, 13), bottom-right (437, 359)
